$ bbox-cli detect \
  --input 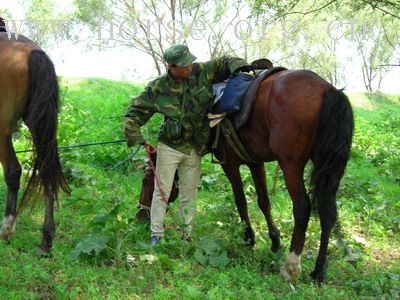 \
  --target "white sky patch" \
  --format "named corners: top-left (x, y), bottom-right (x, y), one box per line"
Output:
top-left (1, 1), bottom-right (399, 93)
